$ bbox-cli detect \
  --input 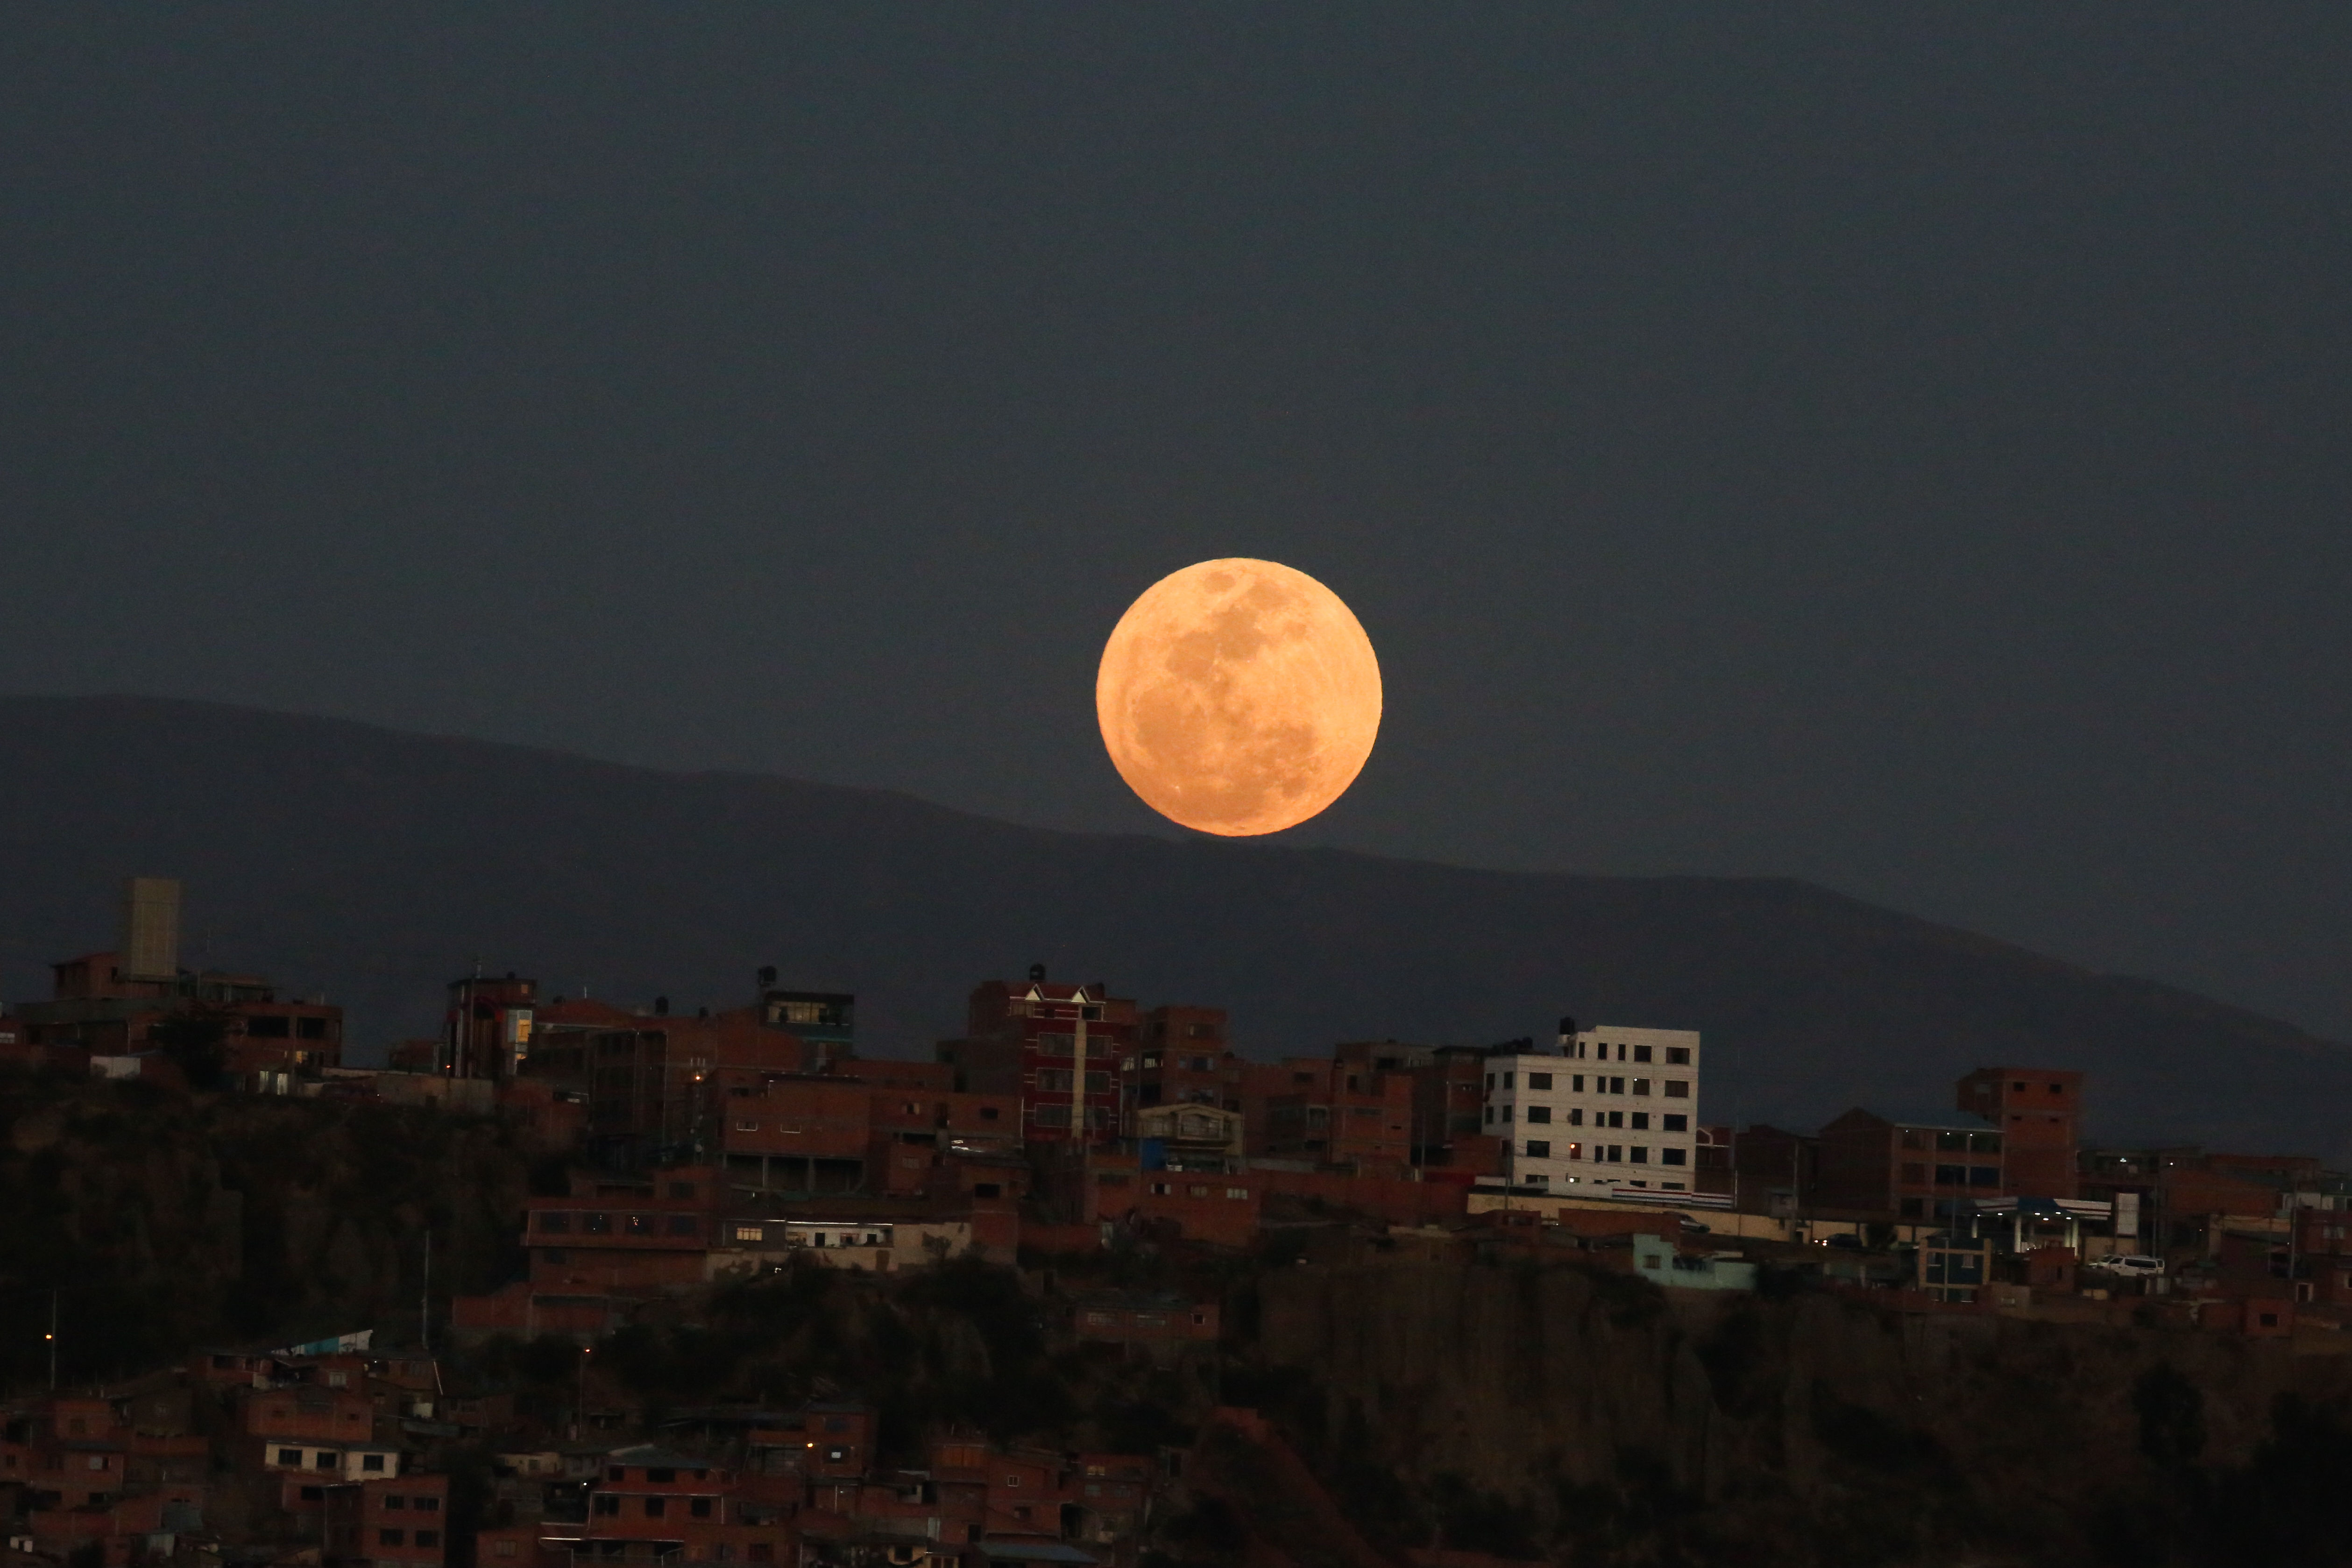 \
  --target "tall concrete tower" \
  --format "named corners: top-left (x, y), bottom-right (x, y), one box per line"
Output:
top-left (118, 877), bottom-right (183, 980)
